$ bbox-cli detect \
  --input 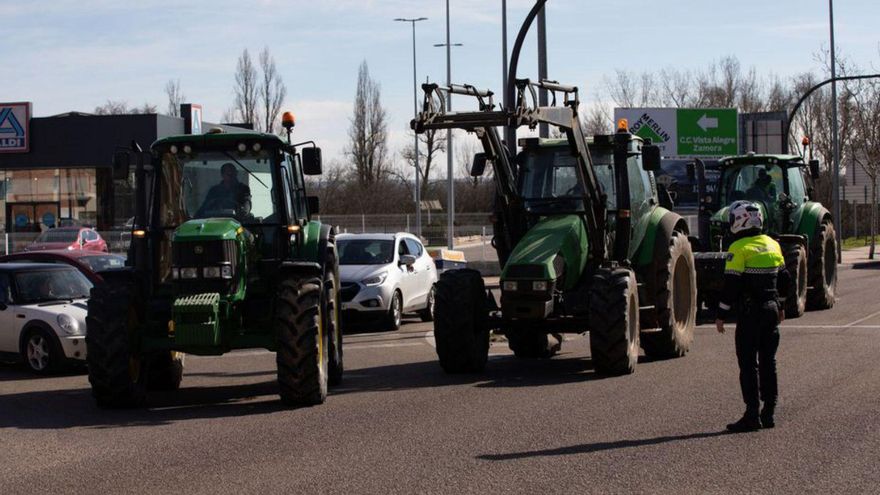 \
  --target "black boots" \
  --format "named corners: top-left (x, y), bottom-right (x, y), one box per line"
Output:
top-left (726, 414), bottom-right (761, 433)
top-left (760, 404), bottom-right (776, 429)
